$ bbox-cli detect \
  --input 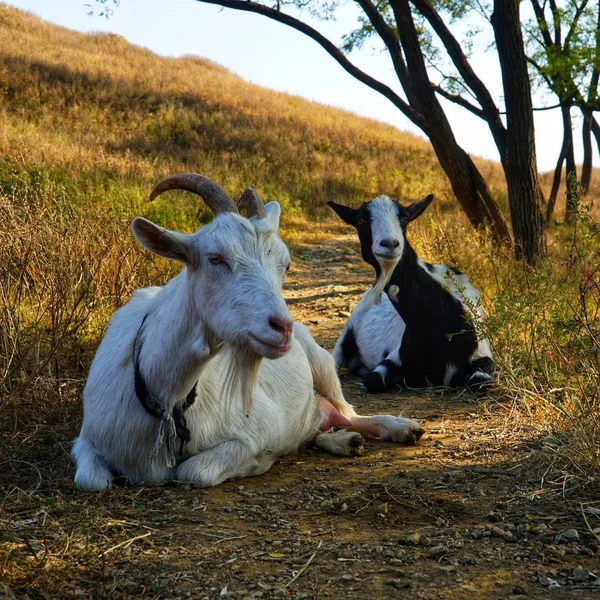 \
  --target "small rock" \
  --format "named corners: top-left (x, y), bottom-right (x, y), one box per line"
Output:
top-left (460, 585), bottom-right (477, 592)
top-left (490, 526), bottom-right (506, 538)
top-left (338, 310), bottom-right (351, 318)
top-left (406, 532), bottom-right (421, 545)
top-left (427, 545), bottom-right (446, 557)
top-left (557, 529), bottom-right (580, 543)
top-left (220, 587), bottom-right (229, 597)
top-left (386, 579), bottom-right (411, 589)
top-left (438, 565), bottom-right (456, 574)
top-left (533, 523), bottom-right (549, 535)
top-left (572, 566), bottom-right (589, 582)
top-left (471, 529), bottom-right (483, 540)
top-left (377, 503), bottom-right (389, 514)
top-left (538, 570), bottom-right (561, 588)
top-left (488, 510), bottom-right (502, 523)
